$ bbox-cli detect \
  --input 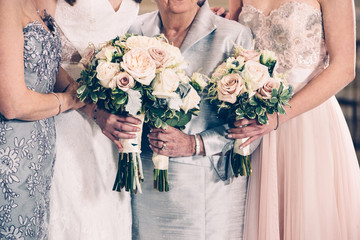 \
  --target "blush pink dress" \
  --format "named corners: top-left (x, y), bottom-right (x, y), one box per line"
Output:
top-left (238, 2), bottom-right (360, 240)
